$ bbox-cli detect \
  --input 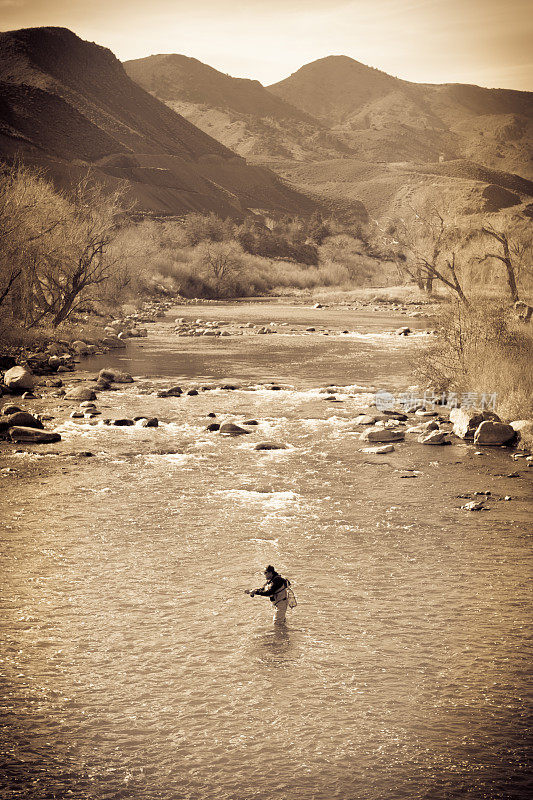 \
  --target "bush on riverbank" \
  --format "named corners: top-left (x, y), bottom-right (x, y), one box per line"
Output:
top-left (416, 298), bottom-right (533, 419)
top-left (132, 216), bottom-right (397, 299)
top-left (0, 162), bottom-right (400, 349)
